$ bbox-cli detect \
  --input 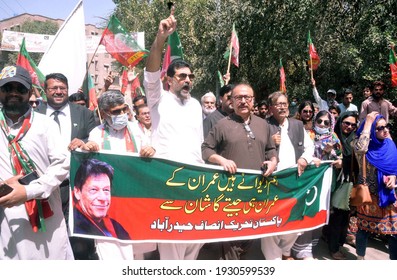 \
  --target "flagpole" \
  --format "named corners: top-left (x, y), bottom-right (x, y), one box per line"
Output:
top-left (226, 39), bottom-right (233, 79)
